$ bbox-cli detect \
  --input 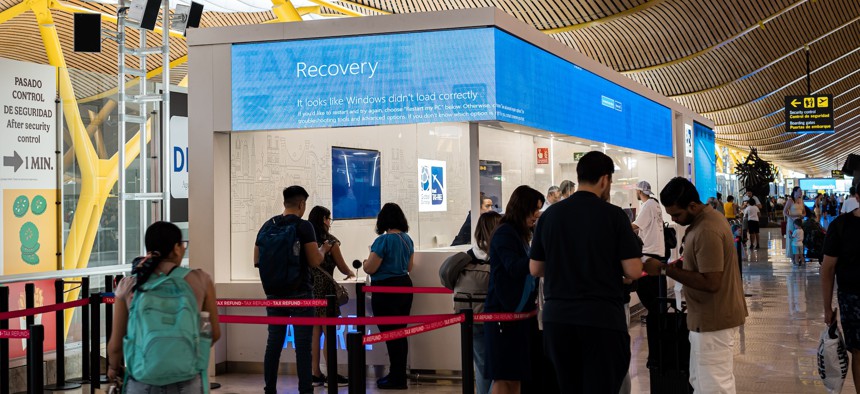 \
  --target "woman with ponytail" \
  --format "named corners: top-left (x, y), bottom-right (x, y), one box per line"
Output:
top-left (108, 221), bottom-right (220, 393)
